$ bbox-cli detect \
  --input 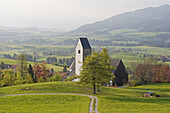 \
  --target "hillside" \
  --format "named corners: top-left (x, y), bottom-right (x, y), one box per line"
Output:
top-left (71, 5), bottom-right (170, 35)
top-left (0, 82), bottom-right (170, 113)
